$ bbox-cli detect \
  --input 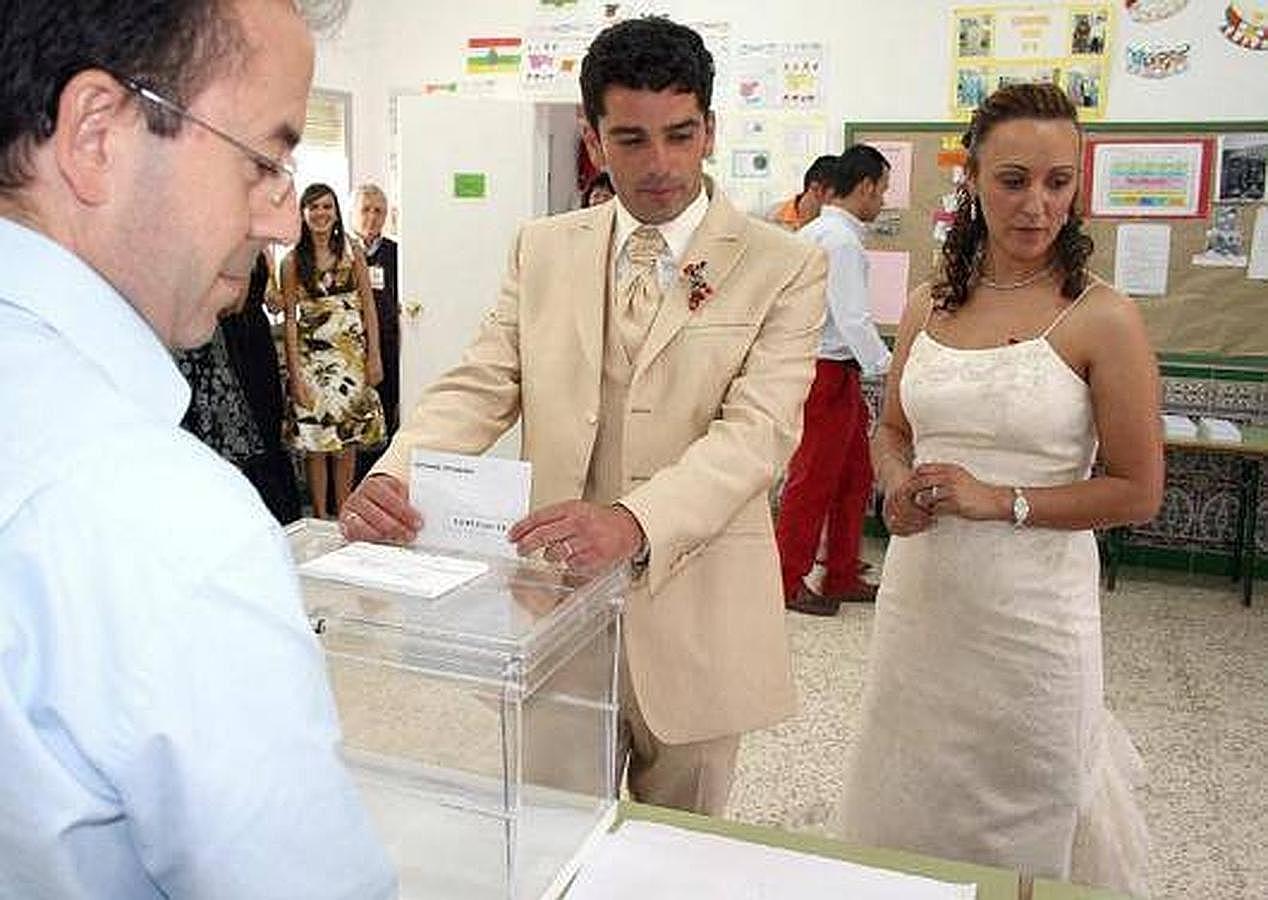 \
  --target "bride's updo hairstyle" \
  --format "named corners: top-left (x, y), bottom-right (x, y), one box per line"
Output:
top-left (932, 82), bottom-right (1094, 312)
